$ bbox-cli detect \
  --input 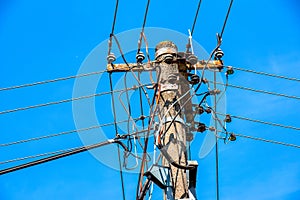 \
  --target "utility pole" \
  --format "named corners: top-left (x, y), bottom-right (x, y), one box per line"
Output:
top-left (106, 40), bottom-right (223, 200)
